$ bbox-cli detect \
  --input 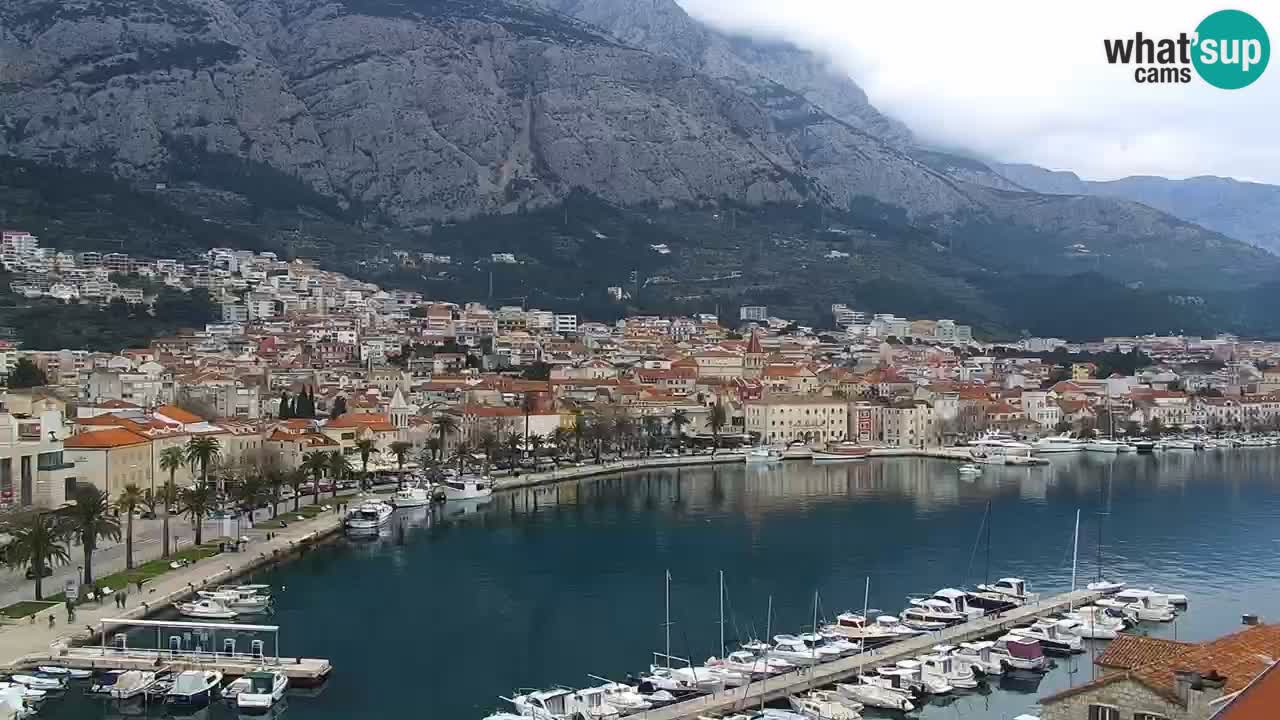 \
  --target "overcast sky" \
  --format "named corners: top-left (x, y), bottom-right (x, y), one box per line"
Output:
top-left (678, 1), bottom-right (1279, 184)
